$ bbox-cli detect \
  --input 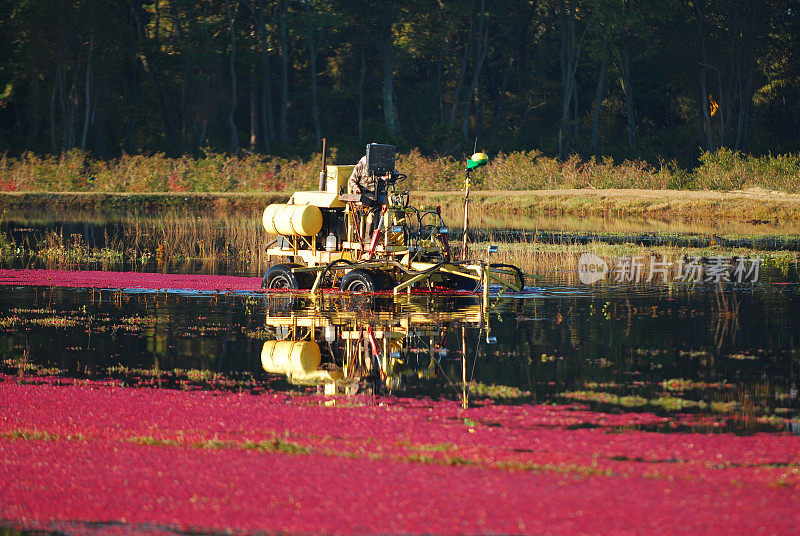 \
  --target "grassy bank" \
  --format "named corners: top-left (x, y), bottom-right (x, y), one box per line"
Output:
top-left (0, 192), bottom-right (288, 219)
top-left (3, 188), bottom-right (800, 224)
top-left (3, 148), bottom-right (800, 193)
